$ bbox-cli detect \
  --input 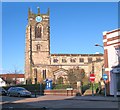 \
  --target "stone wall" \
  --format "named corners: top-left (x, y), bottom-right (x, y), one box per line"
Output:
top-left (44, 89), bottom-right (78, 96)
